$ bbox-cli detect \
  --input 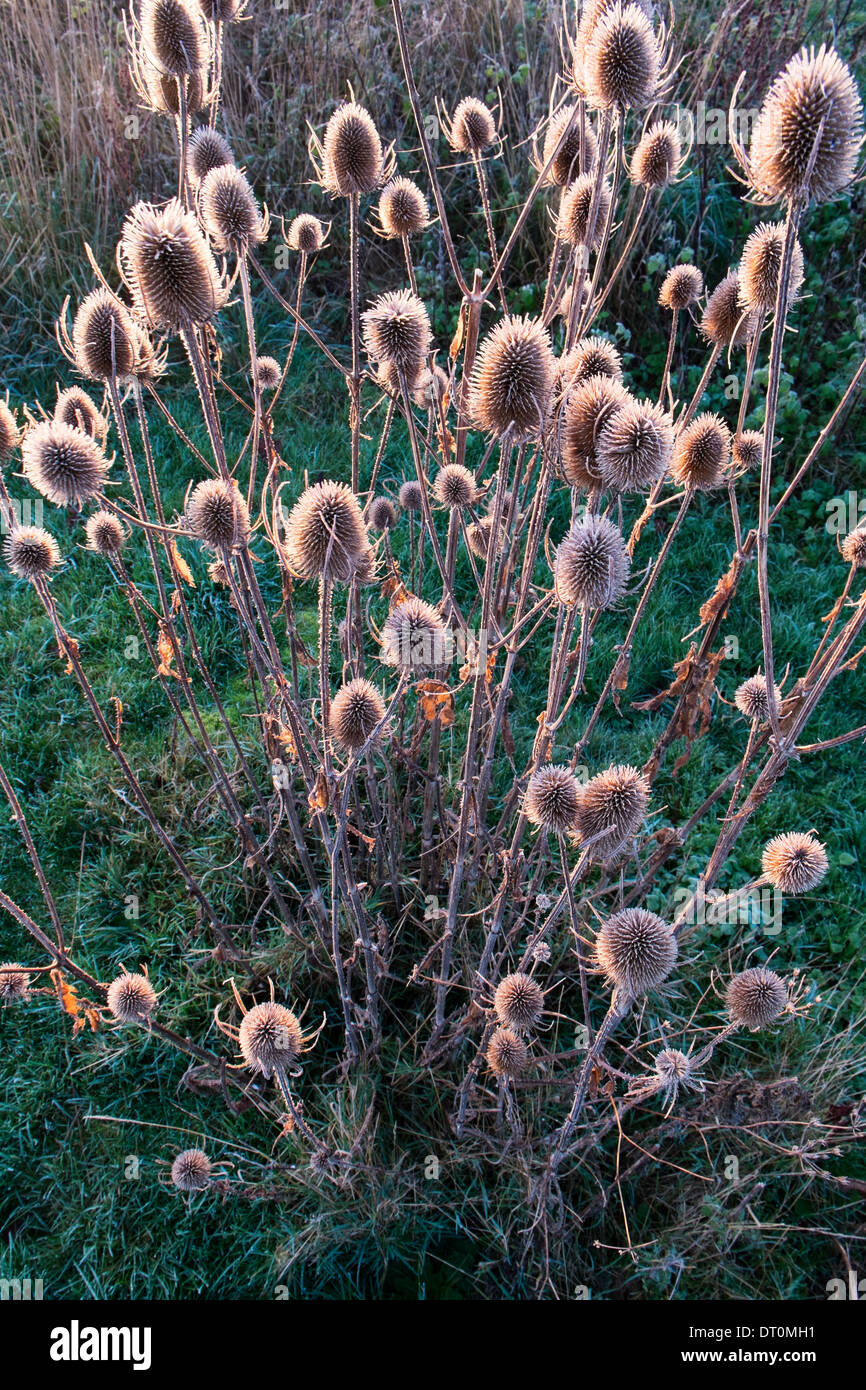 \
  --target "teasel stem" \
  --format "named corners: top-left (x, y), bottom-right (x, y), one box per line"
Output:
top-left (238, 256), bottom-right (263, 509)
top-left (455, 268), bottom-right (484, 473)
top-left (736, 311), bottom-right (765, 438)
top-left (209, 19), bottom-right (224, 130)
top-left (585, 184), bottom-right (651, 330)
top-left (176, 76), bottom-right (192, 208)
top-left (471, 150), bottom-right (506, 314)
top-left (546, 998), bottom-right (628, 1171)
top-left (558, 834), bottom-right (593, 1046)
top-left (271, 1066), bottom-right (322, 1149)
top-left (265, 251), bottom-right (307, 422)
top-left (318, 574), bottom-right (334, 780)
top-left (566, 106), bottom-right (614, 351)
top-left (657, 307), bottom-right (678, 410)
top-left (0, 758), bottom-right (65, 951)
top-left (756, 199), bottom-right (803, 750)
